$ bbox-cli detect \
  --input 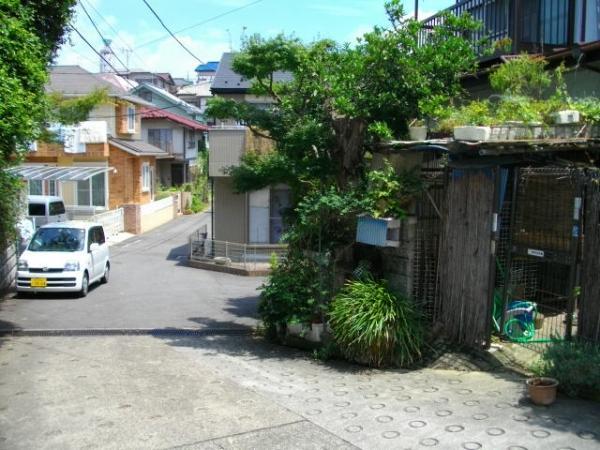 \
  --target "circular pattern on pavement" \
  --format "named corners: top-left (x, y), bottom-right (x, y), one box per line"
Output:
top-left (531, 430), bottom-right (550, 438)
top-left (486, 427), bottom-right (506, 436)
top-left (462, 442), bottom-right (482, 450)
top-left (334, 401), bottom-right (351, 408)
top-left (409, 420), bottom-right (427, 428)
top-left (376, 415), bottom-right (394, 423)
top-left (473, 413), bottom-right (489, 420)
top-left (445, 425), bottom-right (465, 432)
top-left (420, 438), bottom-right (439, 447)
top-left (382, 431), bottom-right (401, 439)
top-left (404, 406), bottom-right (420, 413)
top-left (341, 412), bottom-right (357, 419)
top-left (436, 409), bottom-right (453, 417)
top-left (345, 425), bottom-right (363, 433)
top-left (578, 431), bottom-right (597, 440)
